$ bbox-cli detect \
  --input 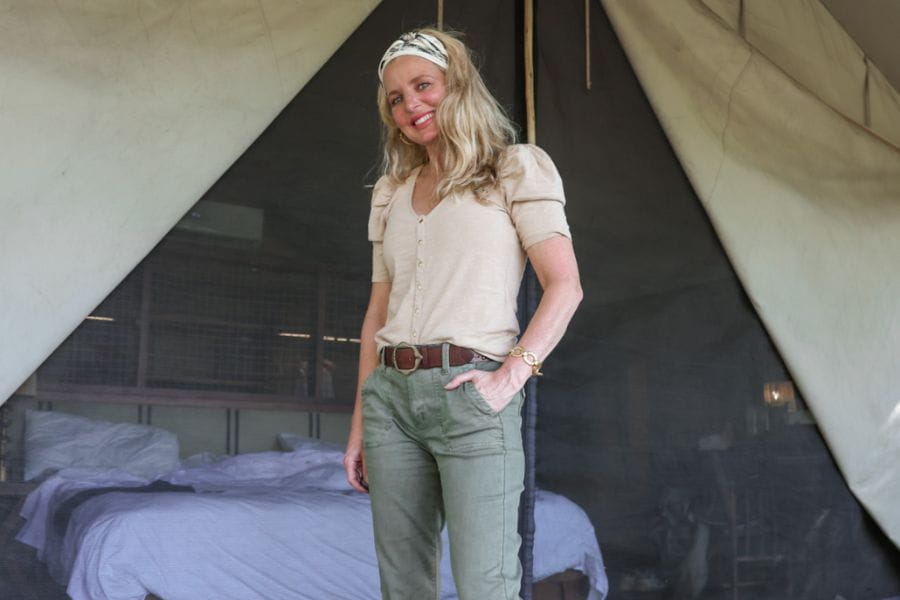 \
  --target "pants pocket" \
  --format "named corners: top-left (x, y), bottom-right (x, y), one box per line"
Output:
top-left (462, 379), bottom-right (497, 415)
top-left (443, 368), bottom-right (504, 453)
top-left (362, 368), bottom-right (396, 449)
